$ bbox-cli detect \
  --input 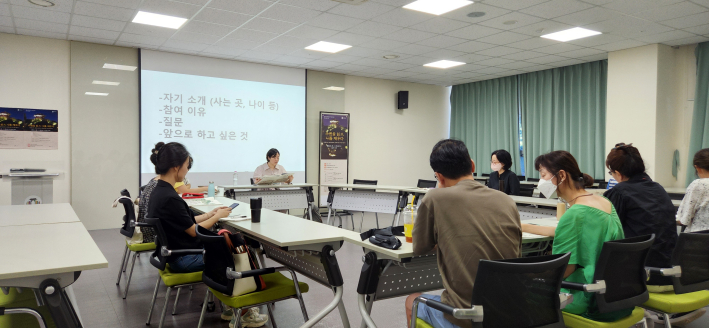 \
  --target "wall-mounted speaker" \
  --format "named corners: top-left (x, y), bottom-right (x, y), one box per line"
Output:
top-left (397, 91), bottom-right (409, 109)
